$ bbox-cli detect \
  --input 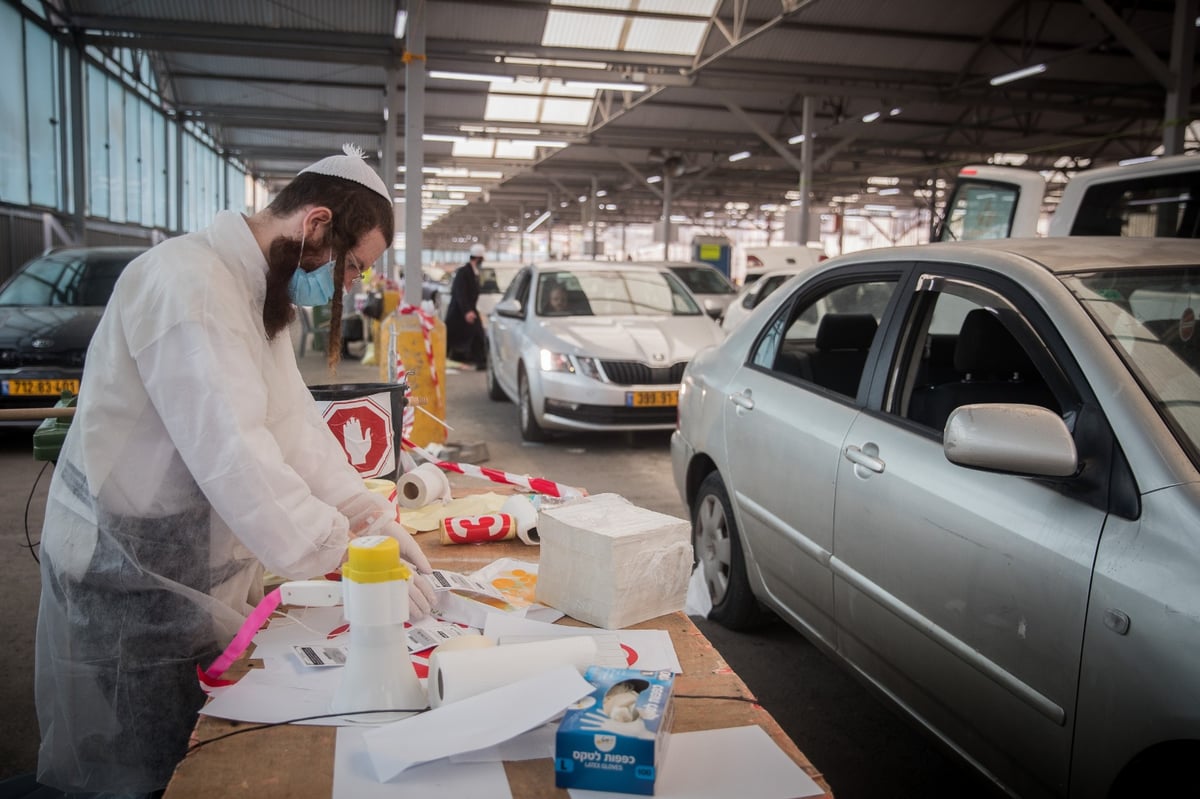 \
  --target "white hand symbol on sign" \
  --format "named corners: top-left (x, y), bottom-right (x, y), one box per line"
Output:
top-left (342, 417), bottom-right (373, 465)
